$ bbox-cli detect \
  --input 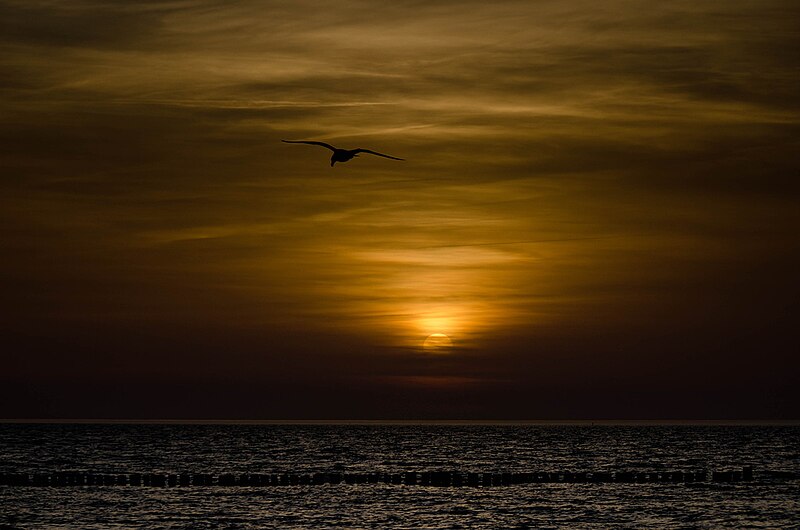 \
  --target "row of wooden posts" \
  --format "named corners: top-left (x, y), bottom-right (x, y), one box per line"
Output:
top-left (0, 467), bottom-right (753, 487)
